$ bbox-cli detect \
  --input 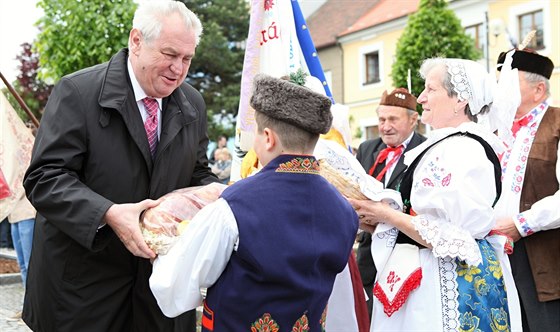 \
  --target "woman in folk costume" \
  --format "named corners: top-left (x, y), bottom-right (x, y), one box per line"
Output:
top-left (150, 74), bottom-right (359, 331)
top-left (350, 58), bottom-right (522, 331)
